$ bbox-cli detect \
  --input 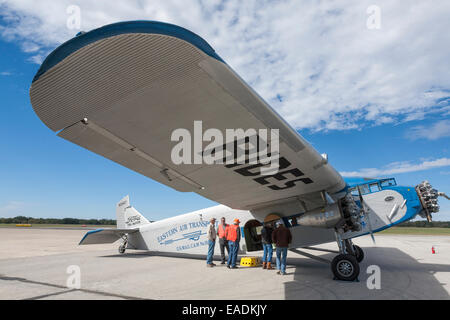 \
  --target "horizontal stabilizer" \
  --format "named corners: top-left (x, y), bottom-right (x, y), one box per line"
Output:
top-left (79, 228), bottom-right (139, 245)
